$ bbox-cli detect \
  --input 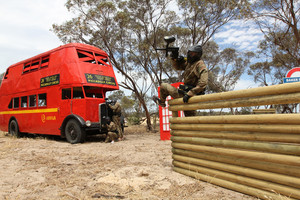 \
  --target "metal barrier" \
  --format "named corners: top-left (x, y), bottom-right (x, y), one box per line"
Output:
top-left (168, 82), bottom-right (300, 200)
